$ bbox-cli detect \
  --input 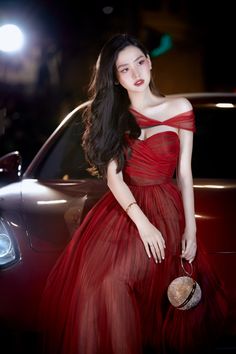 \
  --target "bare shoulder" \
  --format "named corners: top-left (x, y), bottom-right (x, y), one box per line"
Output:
top-left (165, 96), bottom-right (193, 114)
top-left (138, 95), bottom-right (193, 121)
